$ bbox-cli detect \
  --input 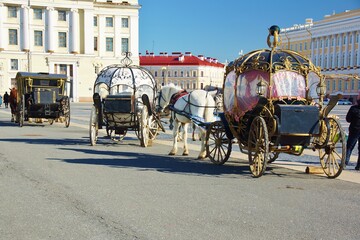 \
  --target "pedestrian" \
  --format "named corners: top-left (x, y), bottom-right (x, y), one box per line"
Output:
top-left (0, 95), bottom-right (2, 107)
top-left (345, 97), bottom-right (360, 170)
top-left (3, 91), bottom-right (9, 108)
